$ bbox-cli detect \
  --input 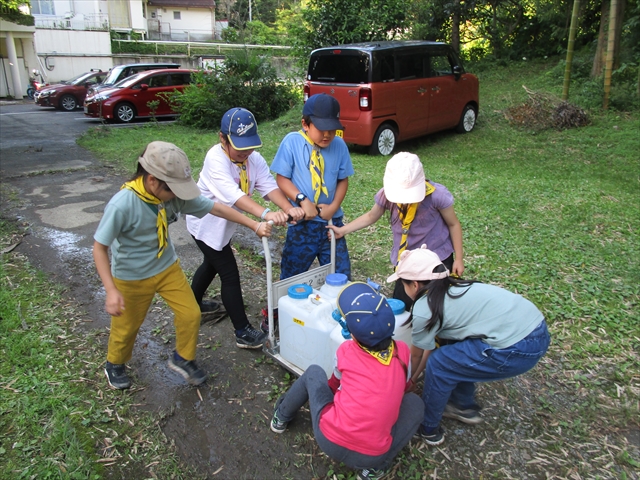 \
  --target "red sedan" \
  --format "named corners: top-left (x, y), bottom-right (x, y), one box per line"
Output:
top-left (35, 69), bottom-right (106, 111)
top-left (83, 68), bottom-right (195, 123)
